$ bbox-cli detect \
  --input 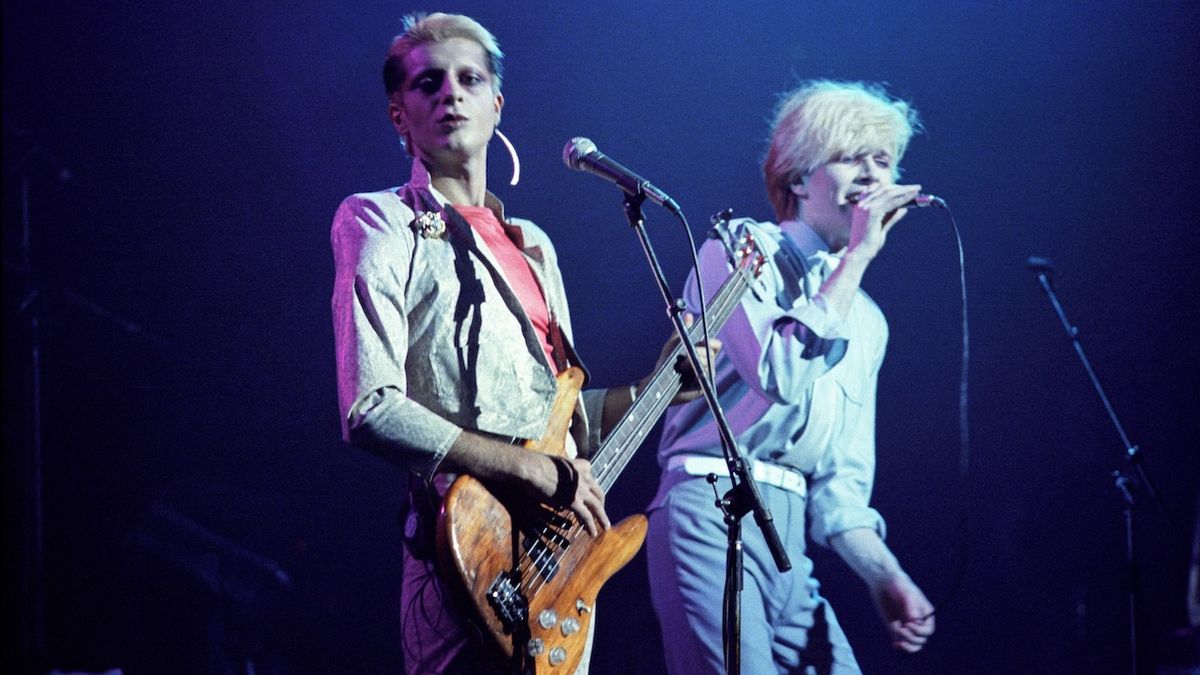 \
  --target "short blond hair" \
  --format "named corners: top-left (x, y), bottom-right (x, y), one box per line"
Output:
top-left (763, 80), bottom-right (921, 222)
top-left (382, 12), bottom-right (504, 97)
